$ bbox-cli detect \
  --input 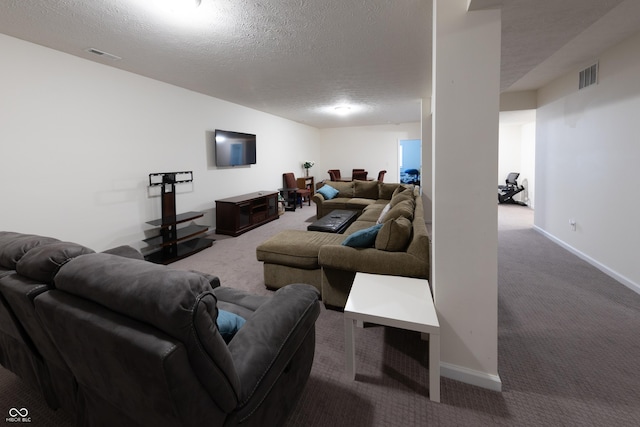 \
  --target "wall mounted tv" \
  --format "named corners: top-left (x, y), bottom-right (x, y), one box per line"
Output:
top-left (214, 129), bottom-right (257, 167)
